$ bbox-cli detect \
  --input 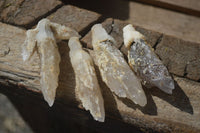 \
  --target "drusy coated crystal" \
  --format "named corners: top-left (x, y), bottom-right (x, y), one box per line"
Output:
top-left (22, 19), bottom-right (80, 106)
top-left (68, 37), bottom-right (105, 122)
top-left (91, 24), bottom-right (147, 106)
top-left (123, 24), bottom-right (175, 94)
